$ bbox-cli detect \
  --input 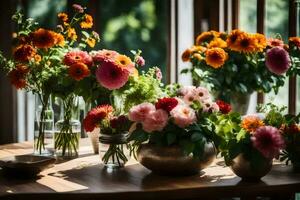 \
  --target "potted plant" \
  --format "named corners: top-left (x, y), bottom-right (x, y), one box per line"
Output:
top-left (213, 111), bottom-right (285, 181)
top-left (127, 85), bottom-right (220, 176)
